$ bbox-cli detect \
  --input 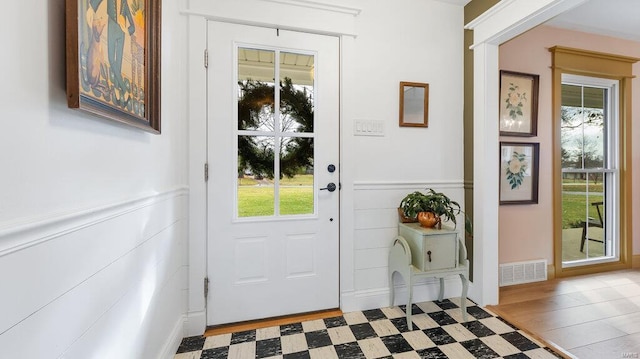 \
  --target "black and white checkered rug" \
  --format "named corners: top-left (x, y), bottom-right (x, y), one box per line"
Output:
top-left (174, 299), bottom-right (561, 358)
